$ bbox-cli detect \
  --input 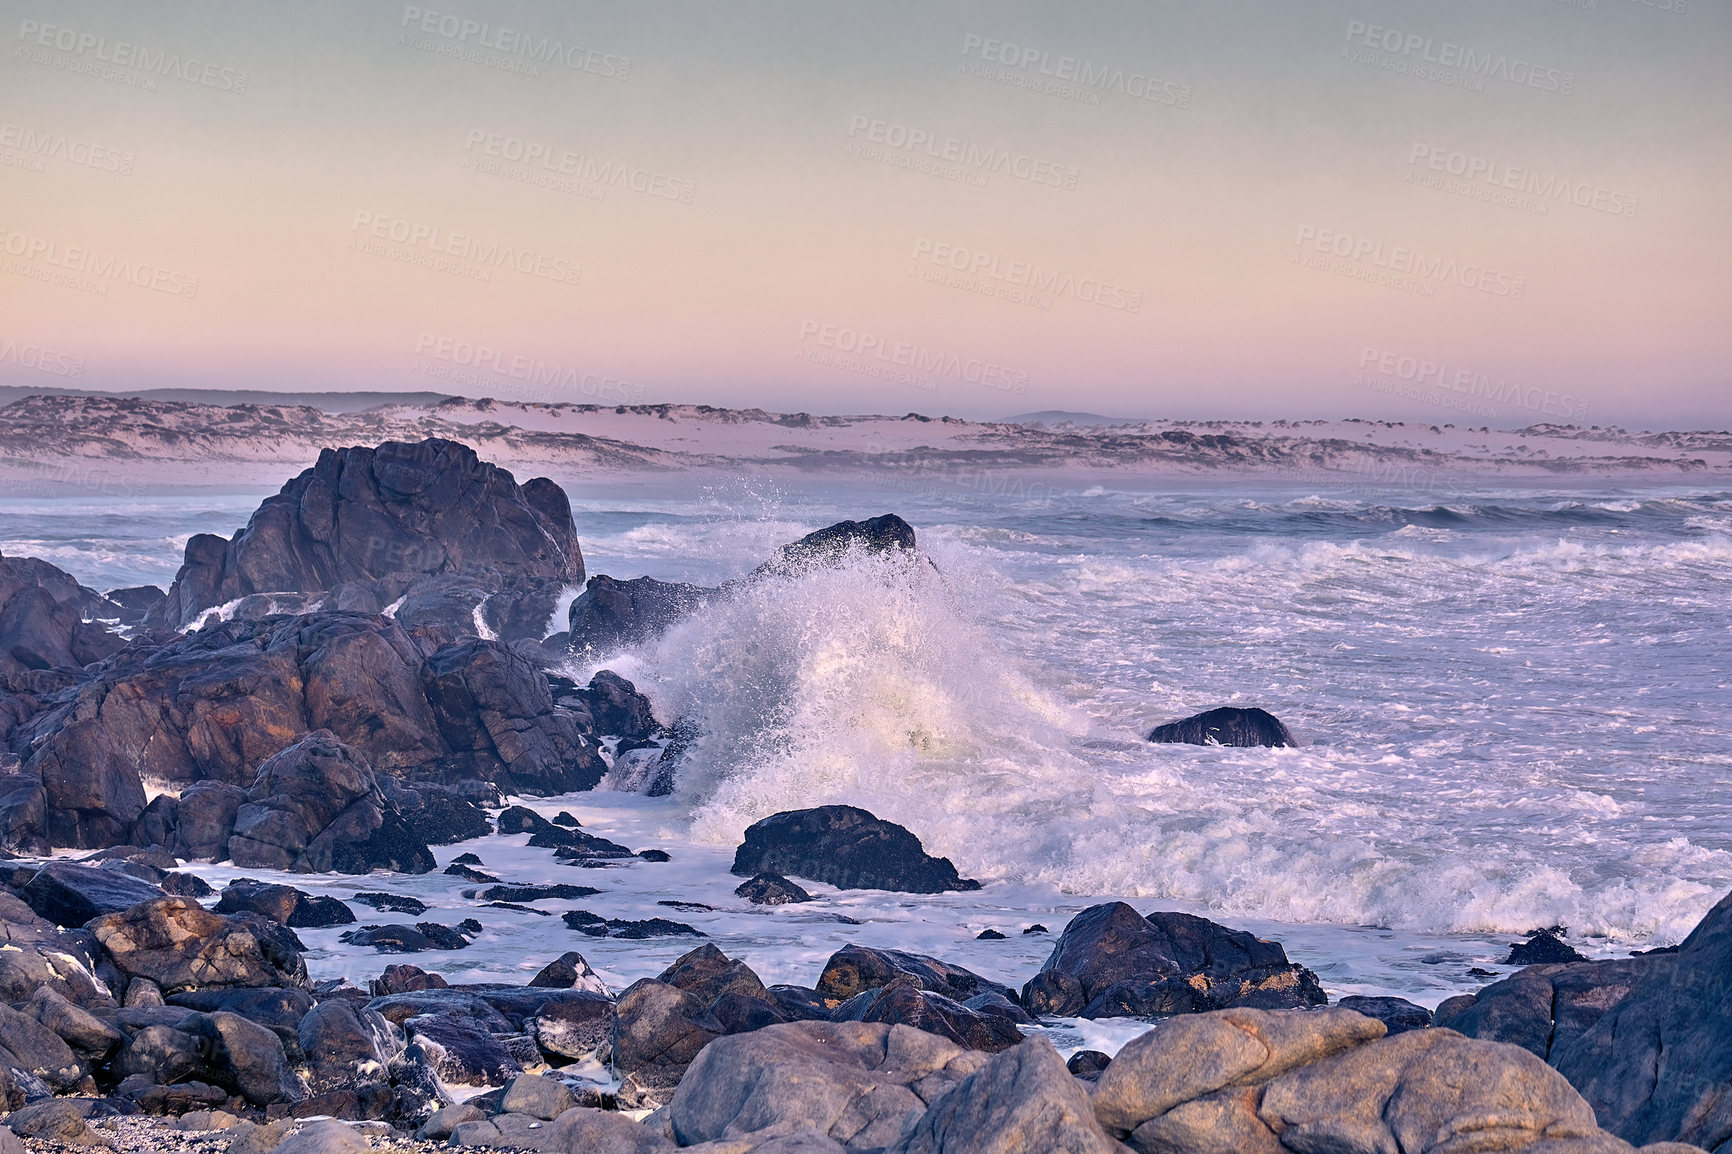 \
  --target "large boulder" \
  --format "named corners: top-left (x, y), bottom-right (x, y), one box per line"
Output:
top-left (419, 639), bottom-right (608, 794)
top-left (0, 772), bottom-right (47, 855)
top-left (146, 438), bottom-right (583, 632)
top-left (1148, 706), bottom-right (1295, 747)
top-left (1434, 956), bottom-right (1658, 1061)
top-left (87, 897), bottom-right (309, 994)
top-left (170, 781), bottom-right (246, 860)
top-left (227, 731), bottom-right (434, 874)
top-left (1544, 888), bottom-right (1732, 1151)
top-left (758, 514), bottom-right (918, 575)
top-left (0, 552), bottom-right (124, 676)
top-left (817, 946), bottom-right (1017, 1007)
top-left (731, 806), bottom-right (980, 894)
top-left (567, 575), bottom-right (718, 654)
top-left (215, 879), bottom-right (356, 928)
top-left (612, 979), bottom-right (727, 1088)
top-left (1020, 902), bottom-right (1326, 1019)
top-left (894, 1034), bottom-right (1121, 1154)
top-left (668, 1020), bottom-right (984, 1148)
top-left (0, 894), bottom-right (112, 1007)
top-left (21, 862), bottom-right (164, 927)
